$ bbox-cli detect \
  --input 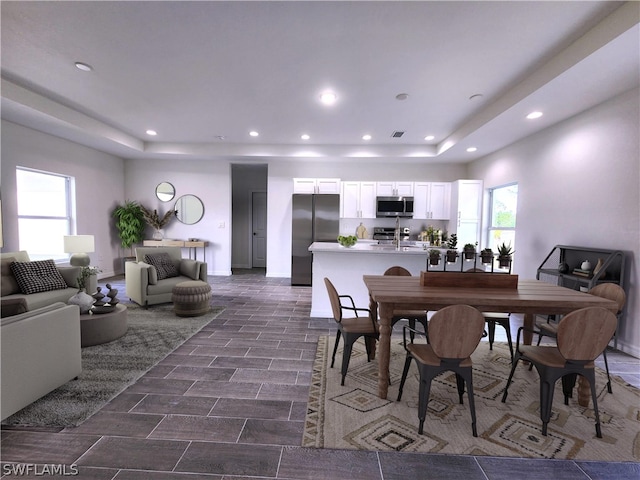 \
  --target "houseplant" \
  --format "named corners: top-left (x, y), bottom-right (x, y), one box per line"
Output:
top-left (480, 248), bottom-right (494, 264)
top-left (446, 234), bottom-right (458, 263)
top-left (463, 242), bottom-right (477, 260)
top-left (497, 242), bottom-right (514, 268)
top-left (428, 249), bottom-right (441, 266)
top-left (112, 201), bottom-right (145, 258)
top-left (140, 204), bottom-right (175, 240)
